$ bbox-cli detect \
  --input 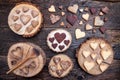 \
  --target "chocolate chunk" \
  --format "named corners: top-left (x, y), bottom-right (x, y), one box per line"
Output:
top-left (59, 5), bottom-right (63, 10)
top-left (59, 45), bottom-right (65, 50)
top-left (52, 43), bottom-right (58, 49)
top-left (99, 26), bottom-right (107, 34)
top-left (90, 7), bottom-right (97, 15)
top-left (54, 33), bottom-right (66, 43)
top-left (104, 17), bottom-right (108, 22)
top-left (49, 37), bottom-right (54, 43)
top-left (64, 40), bottom-right (70, 46)
top-left (101, 7), bottom-right (109, 14)
top-left (66, 14), bottom-right (78, 26)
